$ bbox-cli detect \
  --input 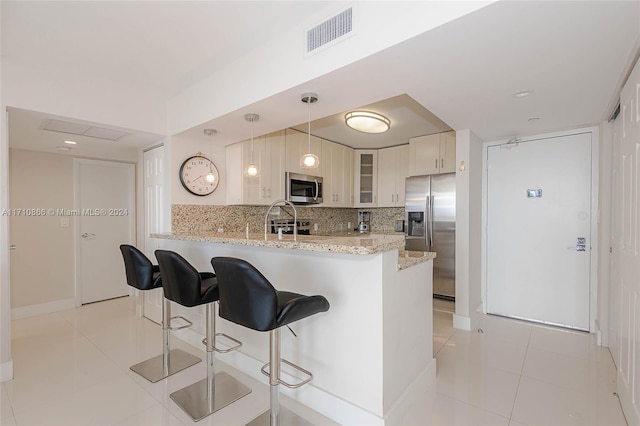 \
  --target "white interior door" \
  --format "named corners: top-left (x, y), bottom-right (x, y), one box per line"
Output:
top-left (612, 57), bottom-right (640, 426)
top-left (486, 132), bottom-right (592, 330)
top-left (142, 145), bottom-right (164, 323)
top-left (76, 159), bottom-right (135, 304)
